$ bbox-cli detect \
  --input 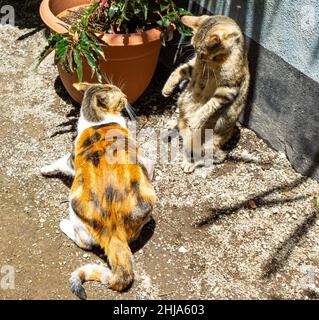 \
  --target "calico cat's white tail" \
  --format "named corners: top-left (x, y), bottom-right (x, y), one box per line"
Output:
top-left (70, 264), bottom-right (111, 300)
top-left (70, 237), bottom-right (134, 299)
